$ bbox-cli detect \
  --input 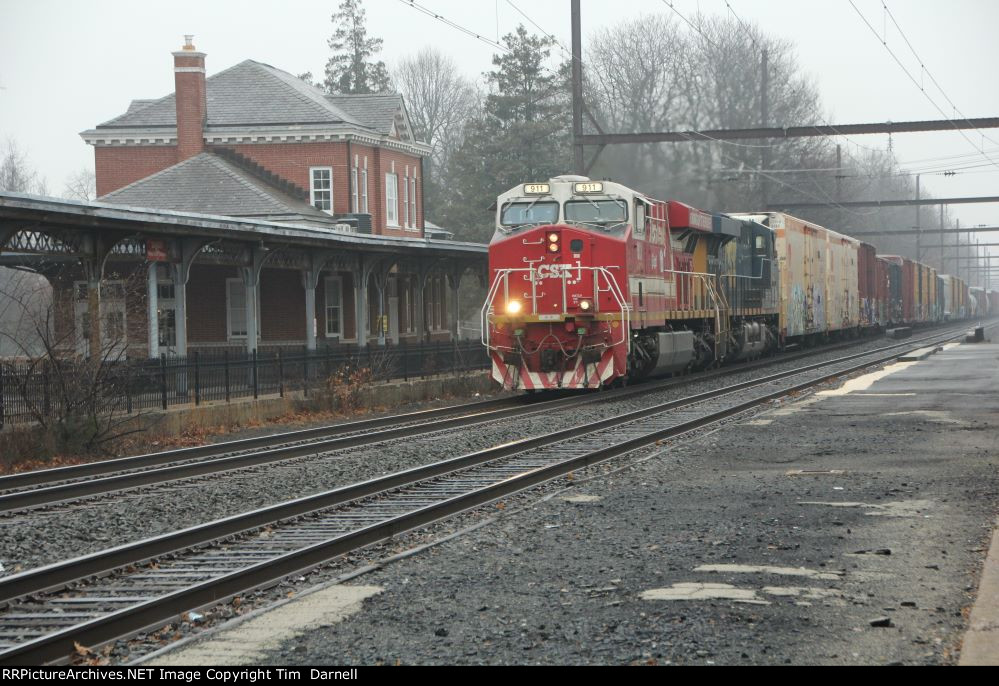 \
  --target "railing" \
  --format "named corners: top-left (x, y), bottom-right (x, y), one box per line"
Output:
top-left (481, 265), bottom-right (630, 353)
top-left (0, 340), bottom-right (488, 429)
